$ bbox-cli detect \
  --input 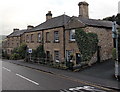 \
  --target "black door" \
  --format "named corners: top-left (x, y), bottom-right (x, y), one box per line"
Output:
top-left (97, 46), bottom-right (101, 62)
top-left (46, 51), bottom-right (50, 61)
top-left (76, 53), bottom-right (81, 64)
